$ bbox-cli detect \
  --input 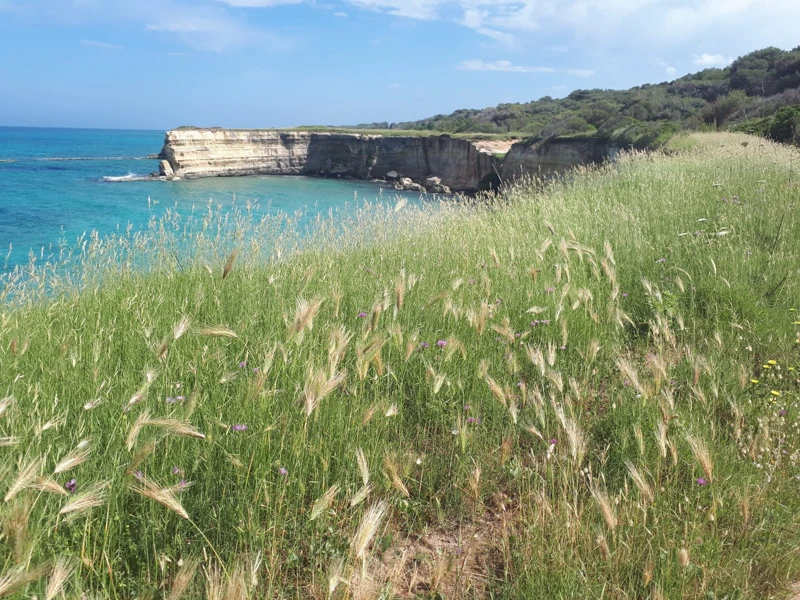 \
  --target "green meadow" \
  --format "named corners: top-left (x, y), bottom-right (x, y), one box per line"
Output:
top-left (1, 132), bottom-right (799, 599)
